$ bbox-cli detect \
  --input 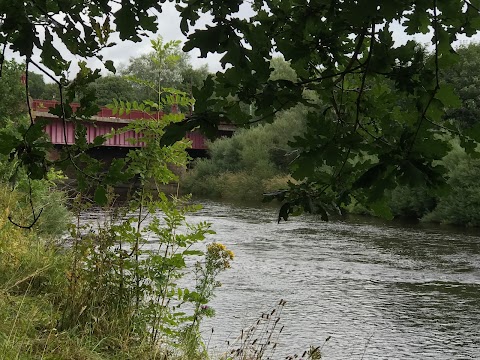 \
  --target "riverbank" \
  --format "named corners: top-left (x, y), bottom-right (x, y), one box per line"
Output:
top-left (2, 187), bottom-right (480, 359)
top-left (0, 226), bottom-right (162, 359)
top-left (0, 179), bottom-right (213, 360)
